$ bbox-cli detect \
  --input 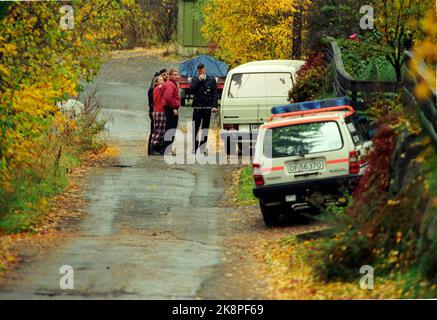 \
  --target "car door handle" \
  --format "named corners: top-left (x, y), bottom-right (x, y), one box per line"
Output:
top-left (224, 116), bottom-right (239, 119)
